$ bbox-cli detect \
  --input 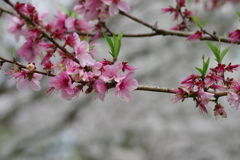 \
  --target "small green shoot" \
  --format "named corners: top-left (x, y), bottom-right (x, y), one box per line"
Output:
top-left (191, 16), bottom-right (209, 30)
top-left (103, 30), bottom-right (124, 59)
top-left (206, 42), bottom-right (230, 63)
top-left (195, 55), bottom-right (210, 77)
top-left (59, 3), bottom-right (77, 18)
top-left (10, 48), bottom-right (15, 58)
